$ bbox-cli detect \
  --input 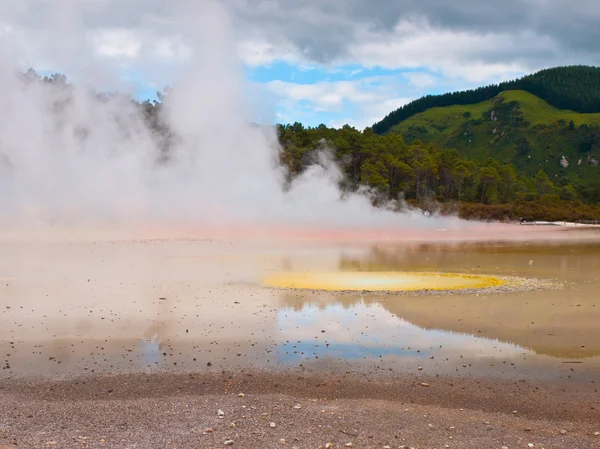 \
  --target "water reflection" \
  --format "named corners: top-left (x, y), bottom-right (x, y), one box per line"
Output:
top-left (278, 284), bottom-right (600, 360)
top-left (138, 334), bottom-right (161, 365)
top-left (275, 293), bottom-right (600, 382)
top-left (337, 241), bottom-right (600, 280)
top-left (276, 301), bottom-right (524, 363)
